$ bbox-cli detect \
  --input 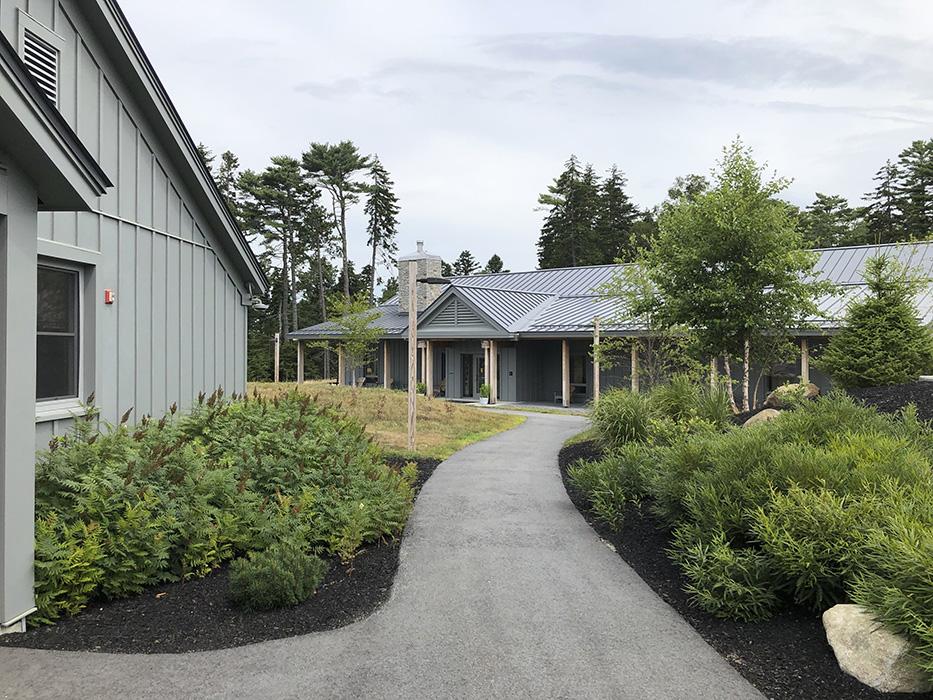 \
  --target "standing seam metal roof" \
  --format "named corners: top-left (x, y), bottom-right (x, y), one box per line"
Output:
top-left (288, 242), bottom-right (933, 340)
